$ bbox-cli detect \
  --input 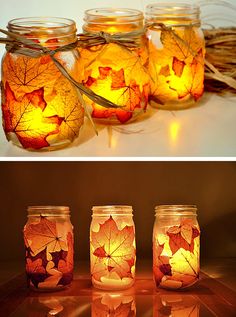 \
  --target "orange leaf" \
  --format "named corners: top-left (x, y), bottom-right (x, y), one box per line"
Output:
top-left (167, 220), bottom-right (200, 255)
top-left (24, 216), bottom-right (68, 259)
top-left (111, 69), bottom-right (126, 89)
top-left (91, 216), bottom-right (136, 281)
top-left (159, 65), bottom-right (170, 77)
top-left (2, 82), bottom-right (64, 149)
top-left (172, 57), bottom-right (186, 77)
